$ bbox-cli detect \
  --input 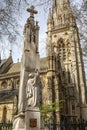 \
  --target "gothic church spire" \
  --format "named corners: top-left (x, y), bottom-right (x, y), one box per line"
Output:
top-left (51, 0), bottom-right (75, 28)
top-left (53, 0), bottom-right (69, 7)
